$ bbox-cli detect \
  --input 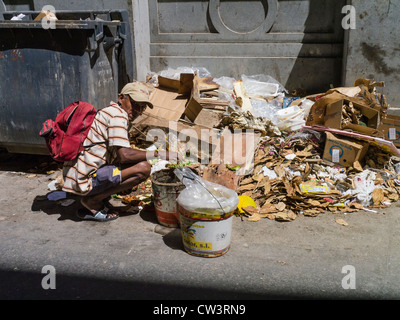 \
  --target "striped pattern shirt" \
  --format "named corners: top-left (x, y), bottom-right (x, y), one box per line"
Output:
top-left (62, 102), bottom-right (131, 195)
